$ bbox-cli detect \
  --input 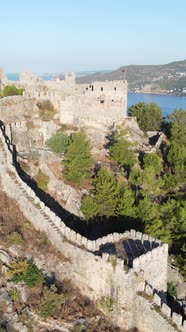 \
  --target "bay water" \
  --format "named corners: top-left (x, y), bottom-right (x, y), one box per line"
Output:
top-left (128, 91), bottom-right (186, 117)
